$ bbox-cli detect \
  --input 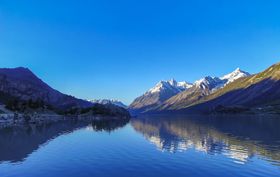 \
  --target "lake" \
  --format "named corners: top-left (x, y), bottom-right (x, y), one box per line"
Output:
top-left (0, 115), bottom-right (279, 177)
